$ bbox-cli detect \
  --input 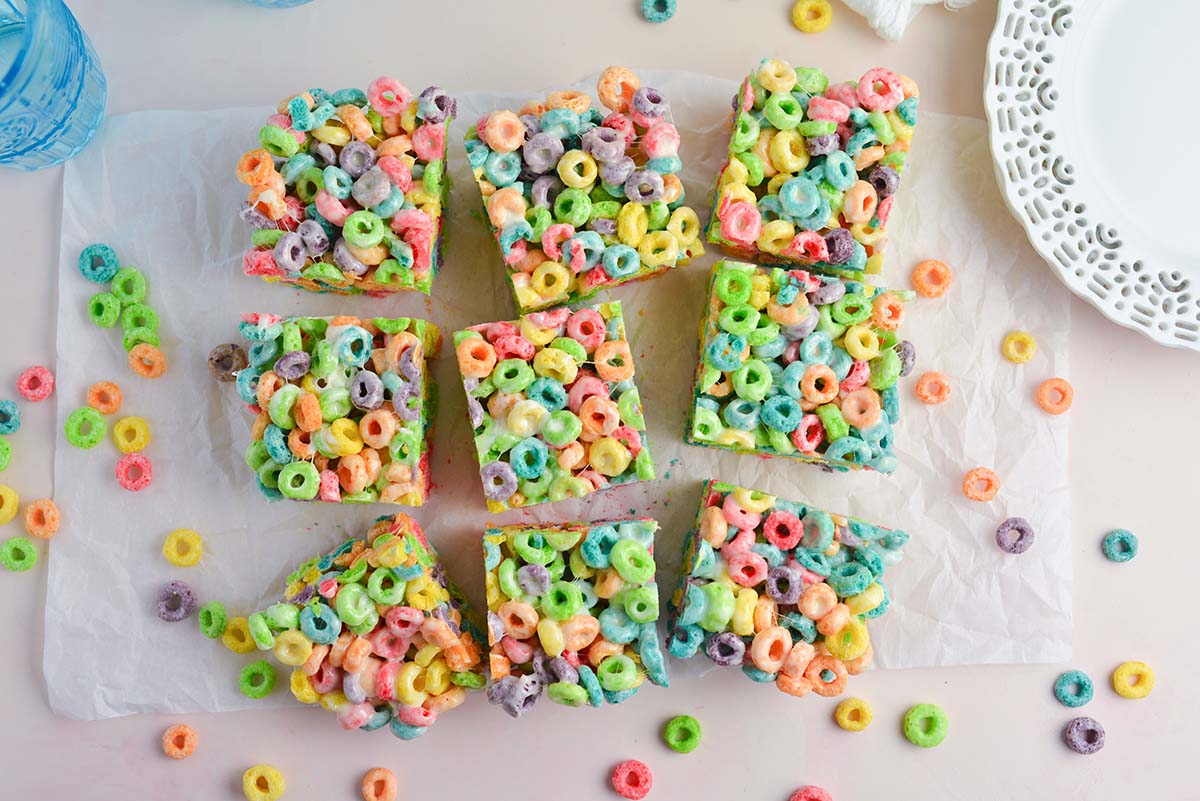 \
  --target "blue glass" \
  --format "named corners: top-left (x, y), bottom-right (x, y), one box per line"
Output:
top-left (243, 0), bottom-right (314, 6)
top-left (0, 0), bottom-right (106, 170)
